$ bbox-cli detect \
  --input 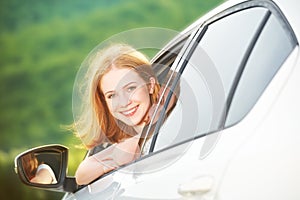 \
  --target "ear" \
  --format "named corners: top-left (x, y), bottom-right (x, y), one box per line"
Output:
top-left (149, 77), bottom-right (156, 94)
